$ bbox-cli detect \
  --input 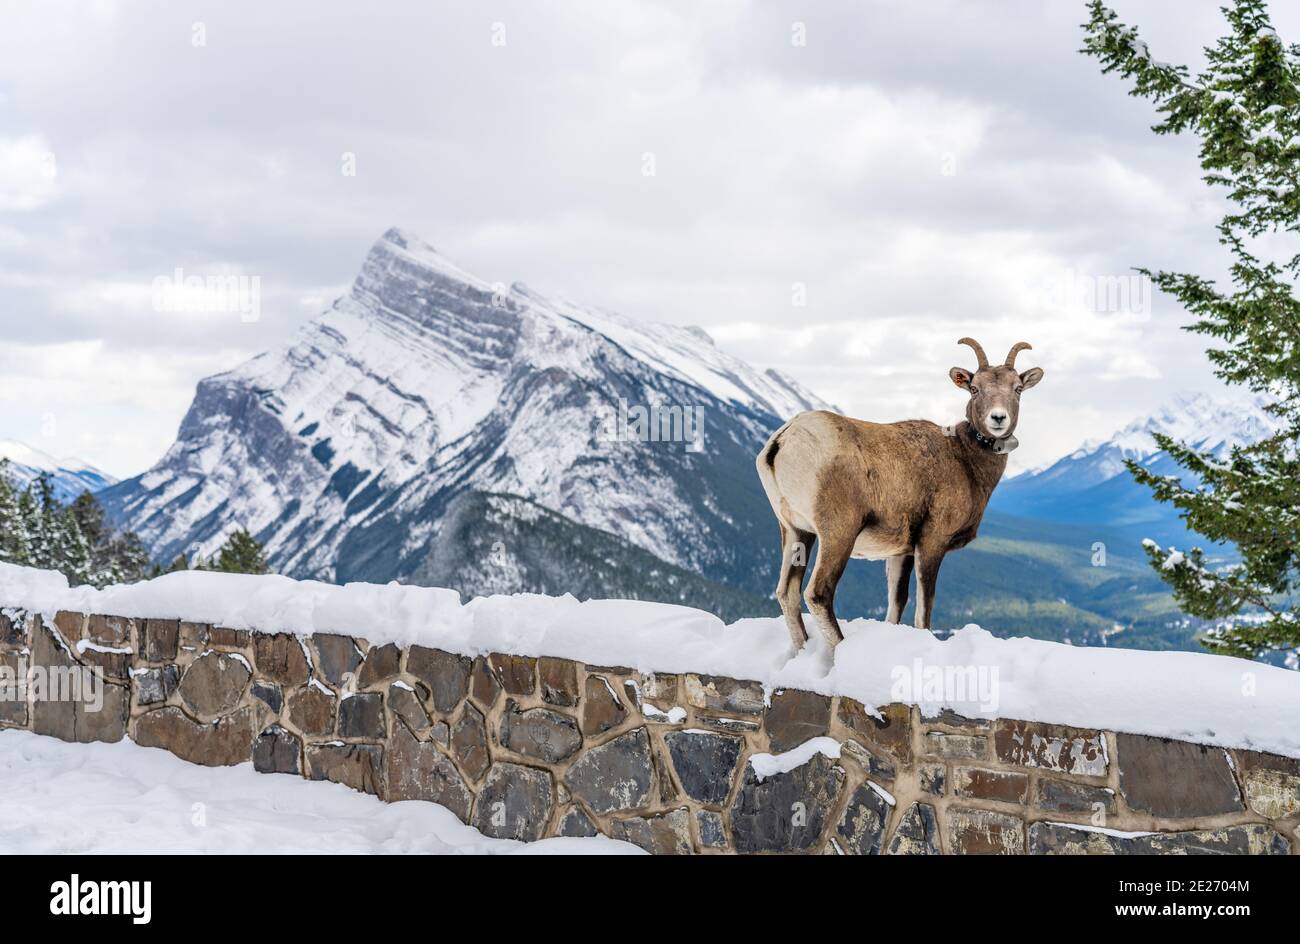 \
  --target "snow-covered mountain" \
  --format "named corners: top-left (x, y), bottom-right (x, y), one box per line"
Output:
top-left (992, 392), bottom-right (1279, 533)
top-left (101, 228), bottom-right (830, 590)
top-left (0, 440), bottom-right (118, 502)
